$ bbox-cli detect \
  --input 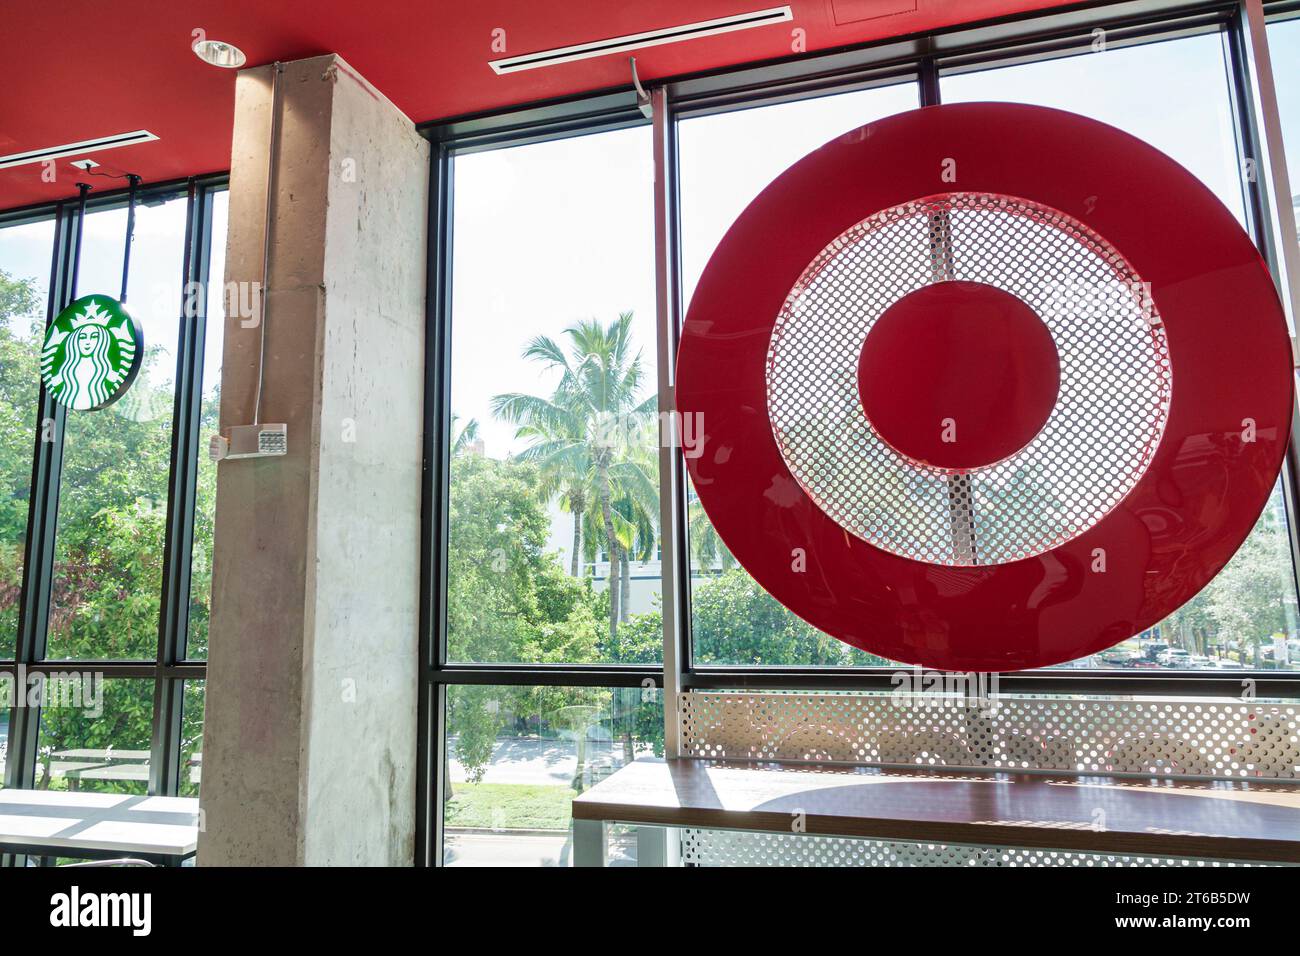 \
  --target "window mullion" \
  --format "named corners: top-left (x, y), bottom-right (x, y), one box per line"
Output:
top-left (1228, 2), bottom-right (1300, 638)
top-left (416, 141), bottom-right (455, 866)
top-left (150, 179), bottom-right (213, 795)
top-left (6, 200), bottom-right (77, 793)
top-left (652, 85), bottom-right (690, 757)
